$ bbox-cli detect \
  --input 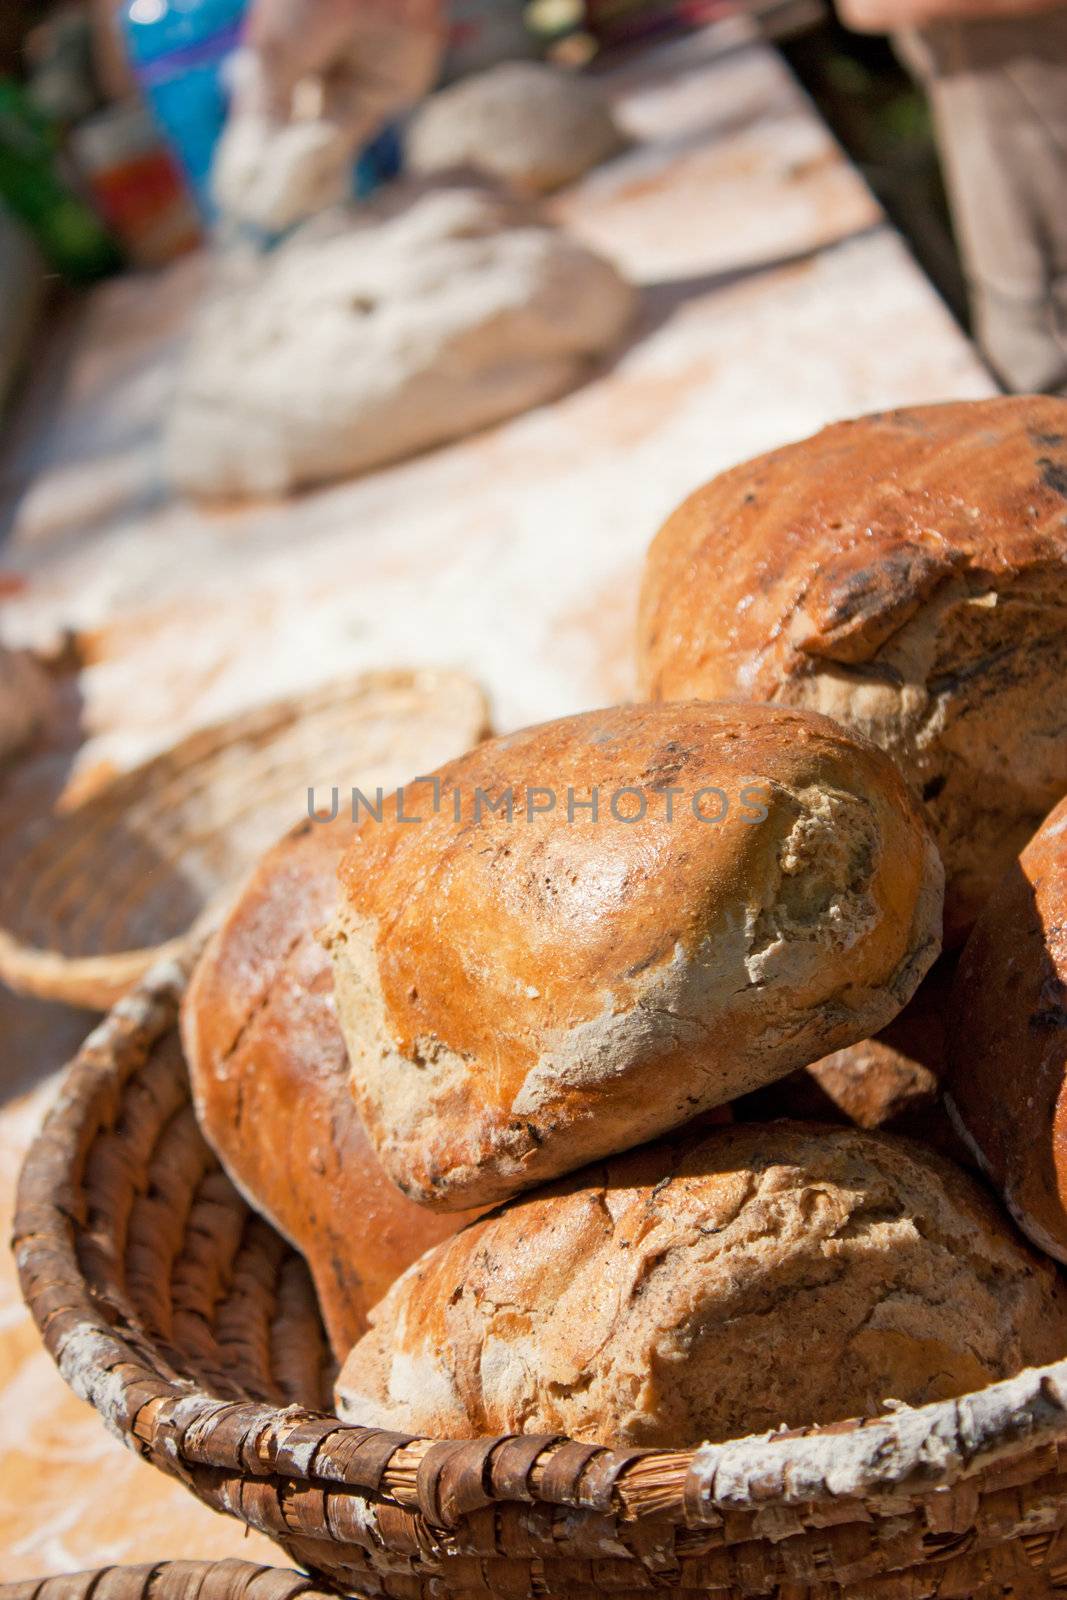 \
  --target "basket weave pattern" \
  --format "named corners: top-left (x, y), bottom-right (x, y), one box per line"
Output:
top-left (0, 1561), bottom-right (336, 1600)
top-left (0, 668), bottom-right (487, 1009)
top-left (13, 958), bottom-right (1067, 1598)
